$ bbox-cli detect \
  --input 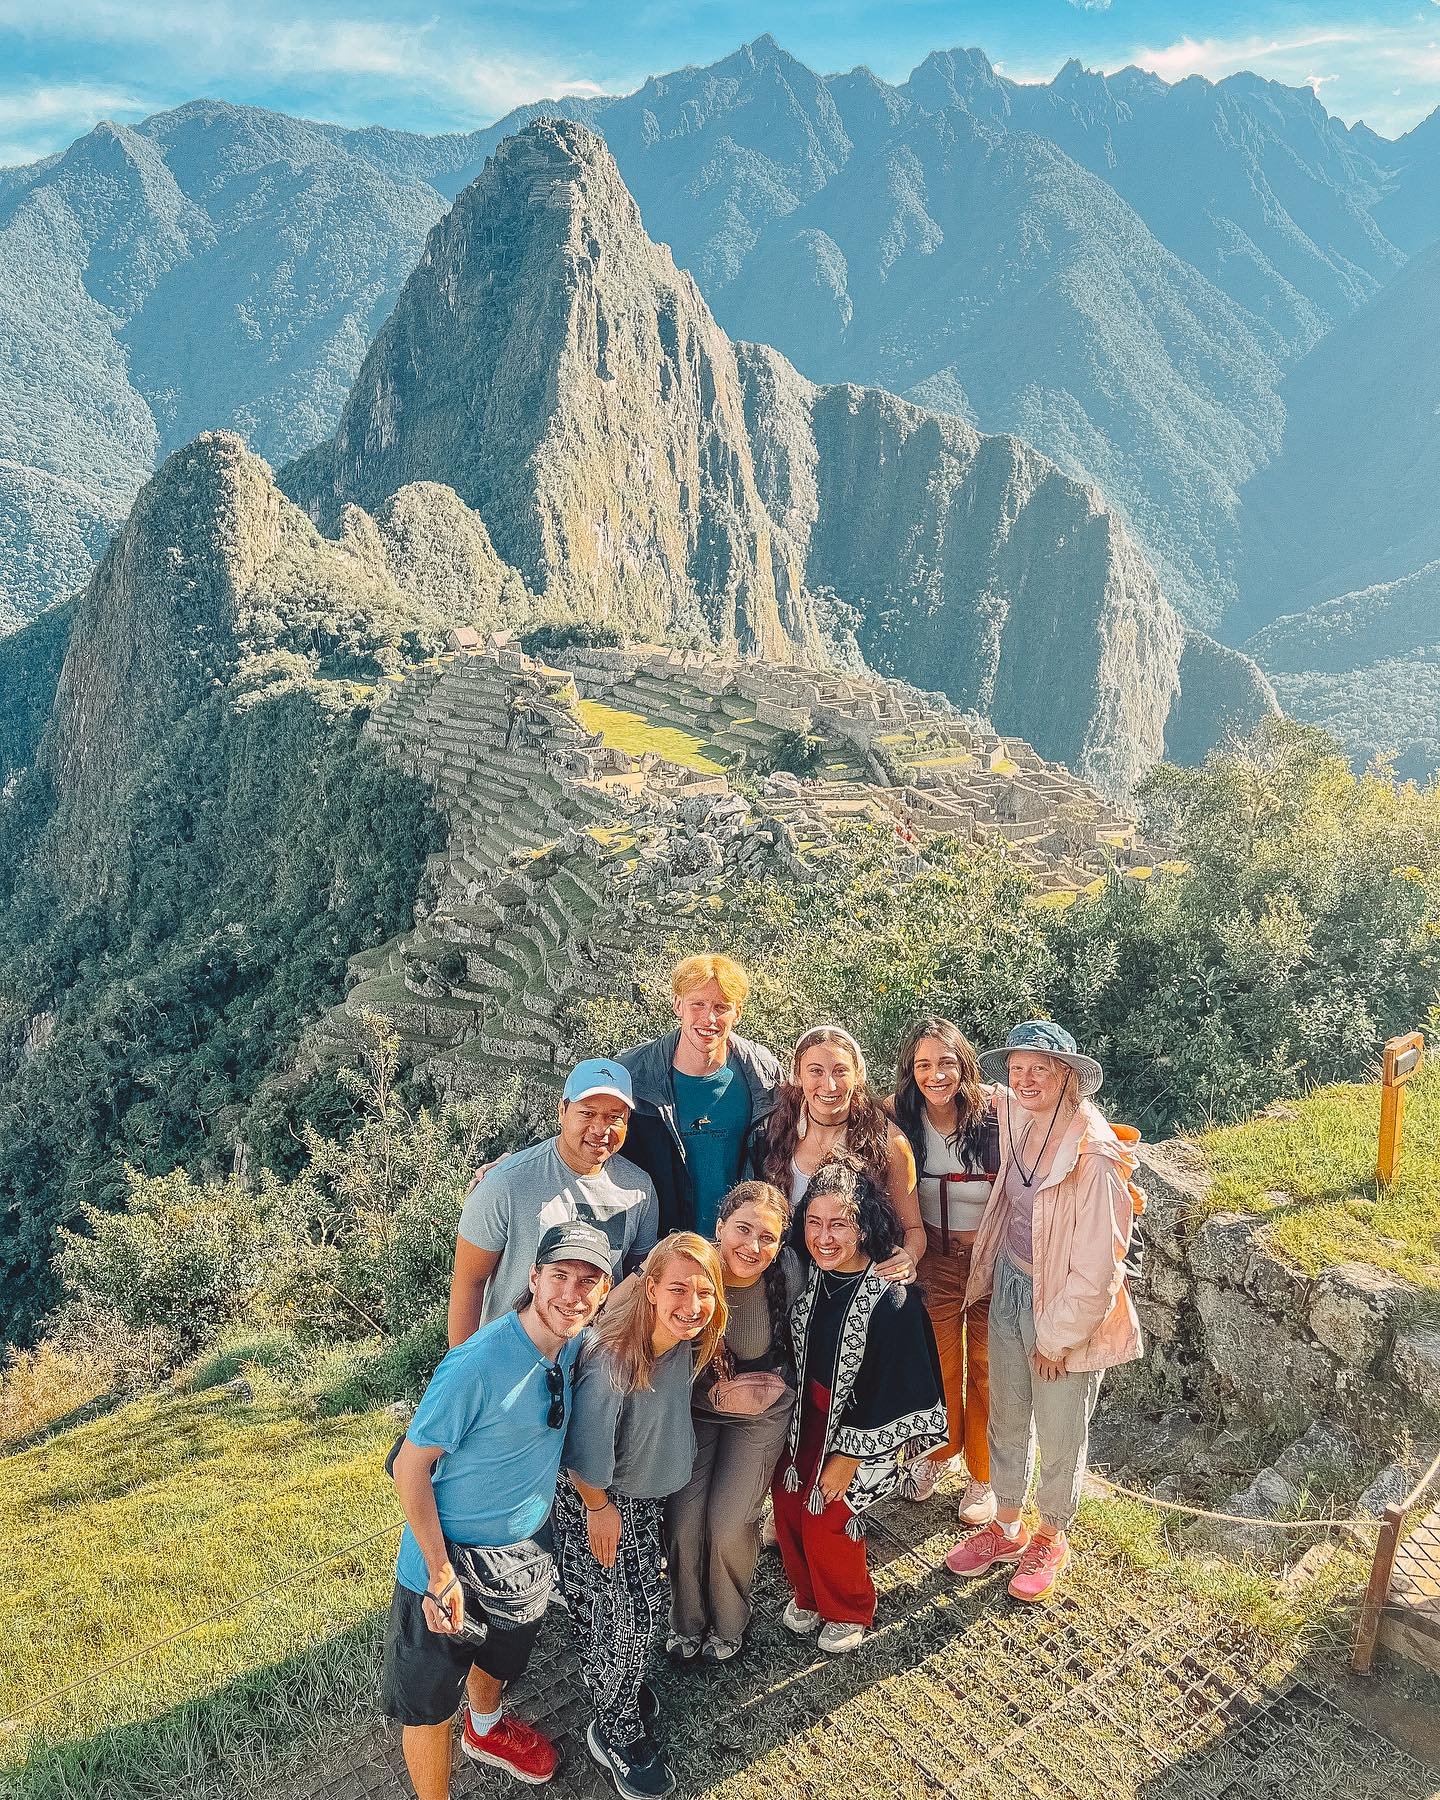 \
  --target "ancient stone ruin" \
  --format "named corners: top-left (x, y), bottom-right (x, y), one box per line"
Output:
top-left (318, 640), bottom-right (1161, 1090)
